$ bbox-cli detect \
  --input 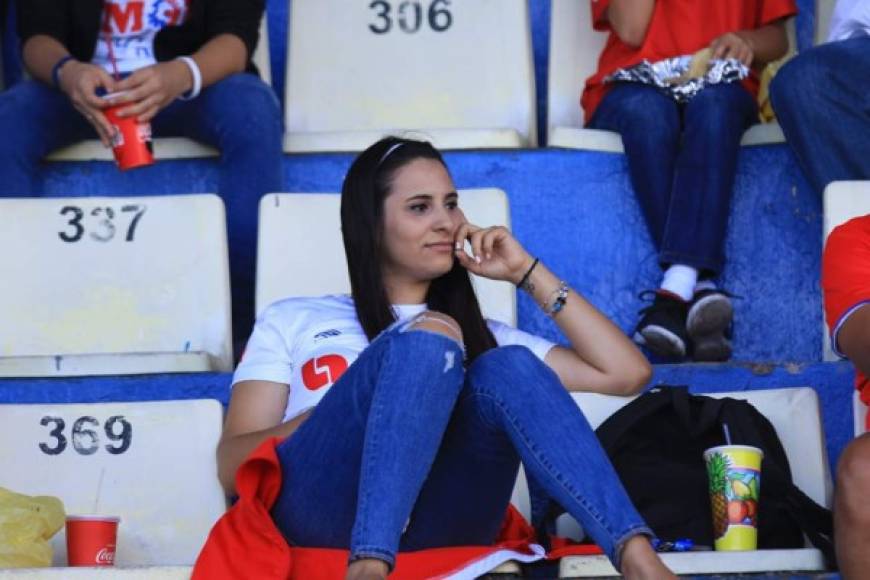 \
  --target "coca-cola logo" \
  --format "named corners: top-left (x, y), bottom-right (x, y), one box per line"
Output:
top-left (95, 547), bottom-right (115, 564)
